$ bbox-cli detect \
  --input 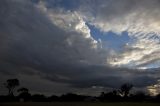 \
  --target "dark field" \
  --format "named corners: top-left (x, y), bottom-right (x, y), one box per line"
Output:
top-left (0, 102), bottom-right (160, 106)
